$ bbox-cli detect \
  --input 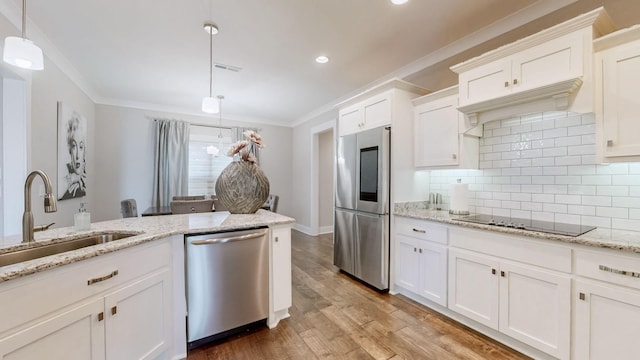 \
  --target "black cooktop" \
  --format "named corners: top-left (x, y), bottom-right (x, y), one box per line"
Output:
top-left (457, 214), bottom-right (596, 237)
